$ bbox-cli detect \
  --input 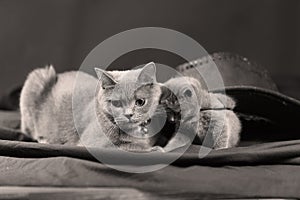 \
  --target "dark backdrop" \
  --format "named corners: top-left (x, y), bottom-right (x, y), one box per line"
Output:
top-left (0, 0), bottom-right (299, 98)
